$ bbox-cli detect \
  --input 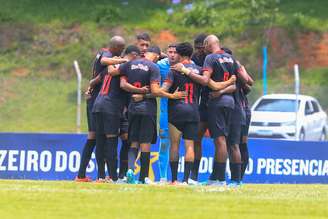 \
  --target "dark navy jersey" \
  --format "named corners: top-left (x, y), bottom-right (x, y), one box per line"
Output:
top-left (120, 58), bottom-right (160, 116)
top-left (166, 61), bottom-right (202, 122)
top-left (203, 50), bottom-right (240, 109)
top-left (191, 53), bottom-right (206, 67)
top-left (92, 69), bottom-right (128, 115)
top-left (90, 49), bottom-right (113, 100)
